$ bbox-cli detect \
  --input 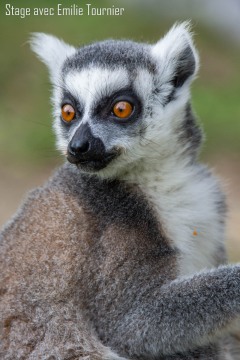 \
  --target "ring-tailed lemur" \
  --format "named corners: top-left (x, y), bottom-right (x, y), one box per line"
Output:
top-left (1, 22), bottom-right (240, 359)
